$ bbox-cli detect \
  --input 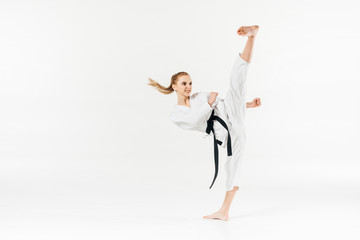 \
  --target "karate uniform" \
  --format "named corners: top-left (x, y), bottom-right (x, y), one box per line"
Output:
top-left (169, 52), bottom-right (250, 191)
